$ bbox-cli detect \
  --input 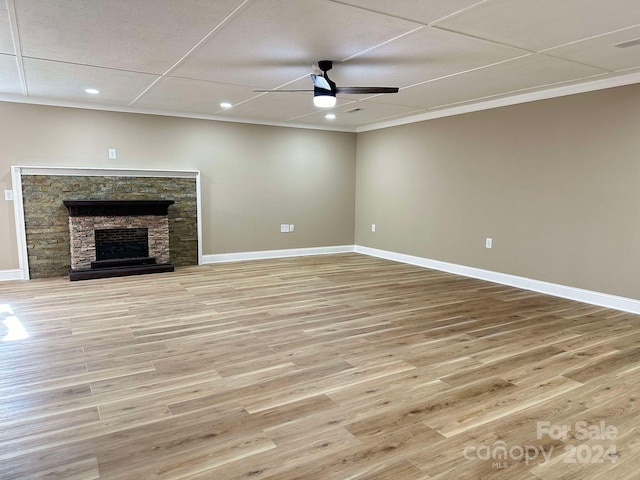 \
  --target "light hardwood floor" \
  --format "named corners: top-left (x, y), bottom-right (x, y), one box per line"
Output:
top-left (0, 253), bottom-right (638, 479)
